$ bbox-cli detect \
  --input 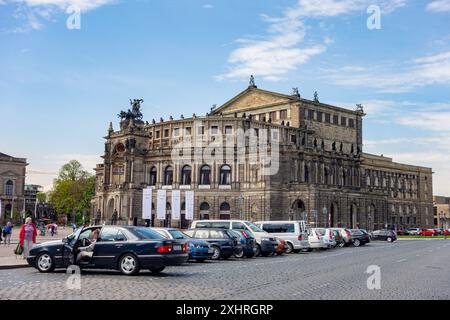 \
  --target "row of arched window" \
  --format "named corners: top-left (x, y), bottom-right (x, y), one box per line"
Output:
top-left (149, 165), bottom-right (232, 186)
